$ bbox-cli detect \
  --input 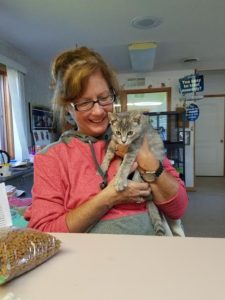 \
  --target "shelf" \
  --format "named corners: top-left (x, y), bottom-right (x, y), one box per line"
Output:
top-left (145, 111), bottom-right (186, 182)
top-left (164, 141), bottom-right (184, 147)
